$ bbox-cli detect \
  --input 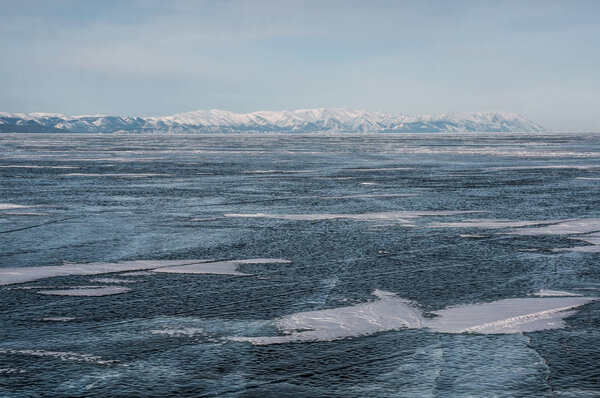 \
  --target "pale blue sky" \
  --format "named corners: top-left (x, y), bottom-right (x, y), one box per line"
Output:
top-left (1, 0), bottom-right (599, 130)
